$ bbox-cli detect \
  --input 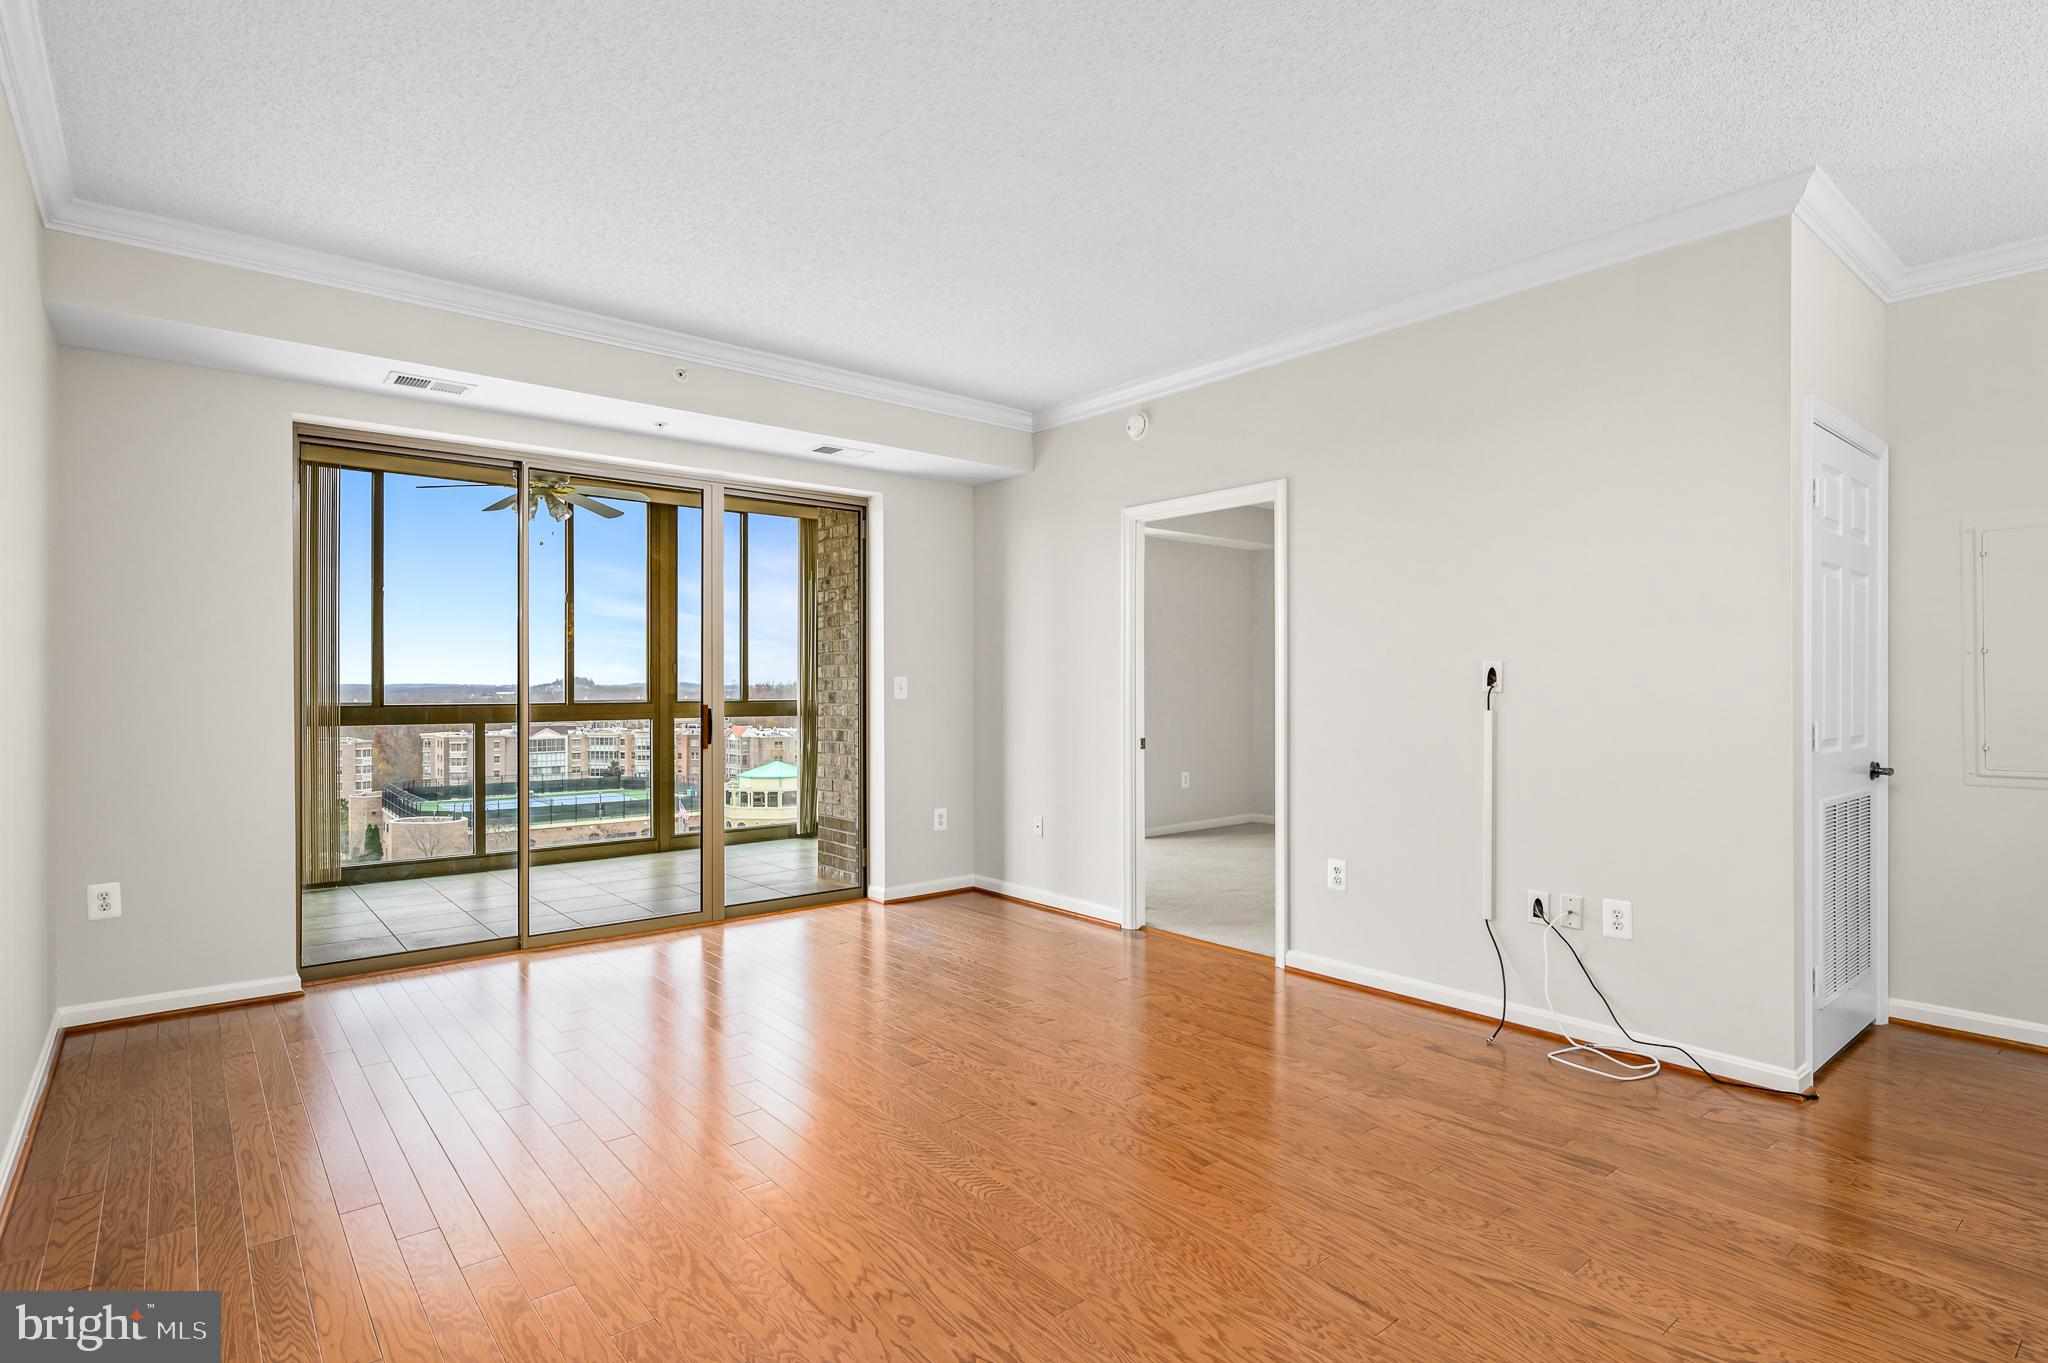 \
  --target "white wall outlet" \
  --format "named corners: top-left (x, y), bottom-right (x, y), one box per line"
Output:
top-left (892, 676), bottom-right (909, 700)
top-left (1602, 898), bottom-right (1633, 939)
top-left (1326, 858), bottom-right (1347, 891)
top-left (1180, 771), bottom-right (1191, 789)
top-left (1032, 815), bottom-right (1045, 838)
top-left (1527, 889), bottom-right (1549, 924)
top-left (1556, 893), bottom-right (1585, 930)
top-left (932, 807), bottom-right (947, 831)
top-left (88, 882), bottom-right (122, 921)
